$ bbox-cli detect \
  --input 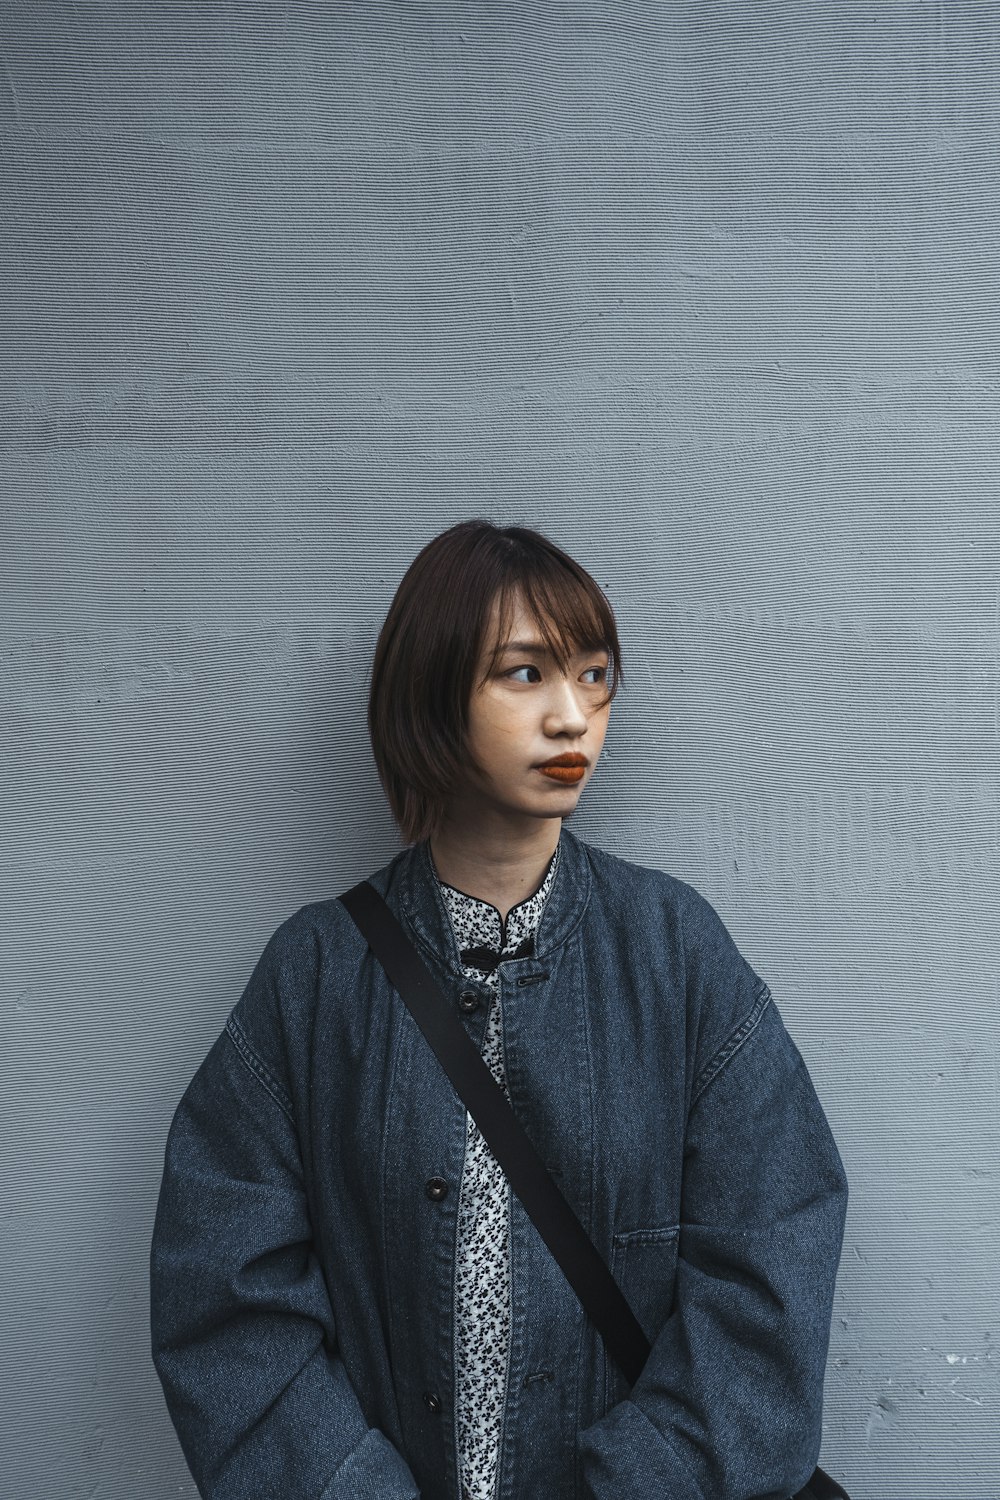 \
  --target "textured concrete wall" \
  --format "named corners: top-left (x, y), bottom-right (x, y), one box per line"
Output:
top-left (2, 4), bottom-right (998, 1497)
